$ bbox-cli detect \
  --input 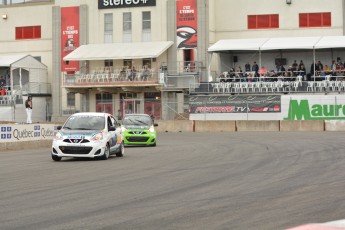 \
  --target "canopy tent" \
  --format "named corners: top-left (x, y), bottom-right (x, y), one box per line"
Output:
top-left (208, 36), bottom-right (345, 52)
top-left (208, 38), bottom-right (269, 52)
top-left (314, 36), bottom-right (345, 49)
top-left (64, 41), bottom-right (174, 61)
top-left (0, 54), bottom-right (48, 93)
top-left (207, 36), bottom-right (345, 81)
top-left (260, 36), bottom-right (322, 50)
